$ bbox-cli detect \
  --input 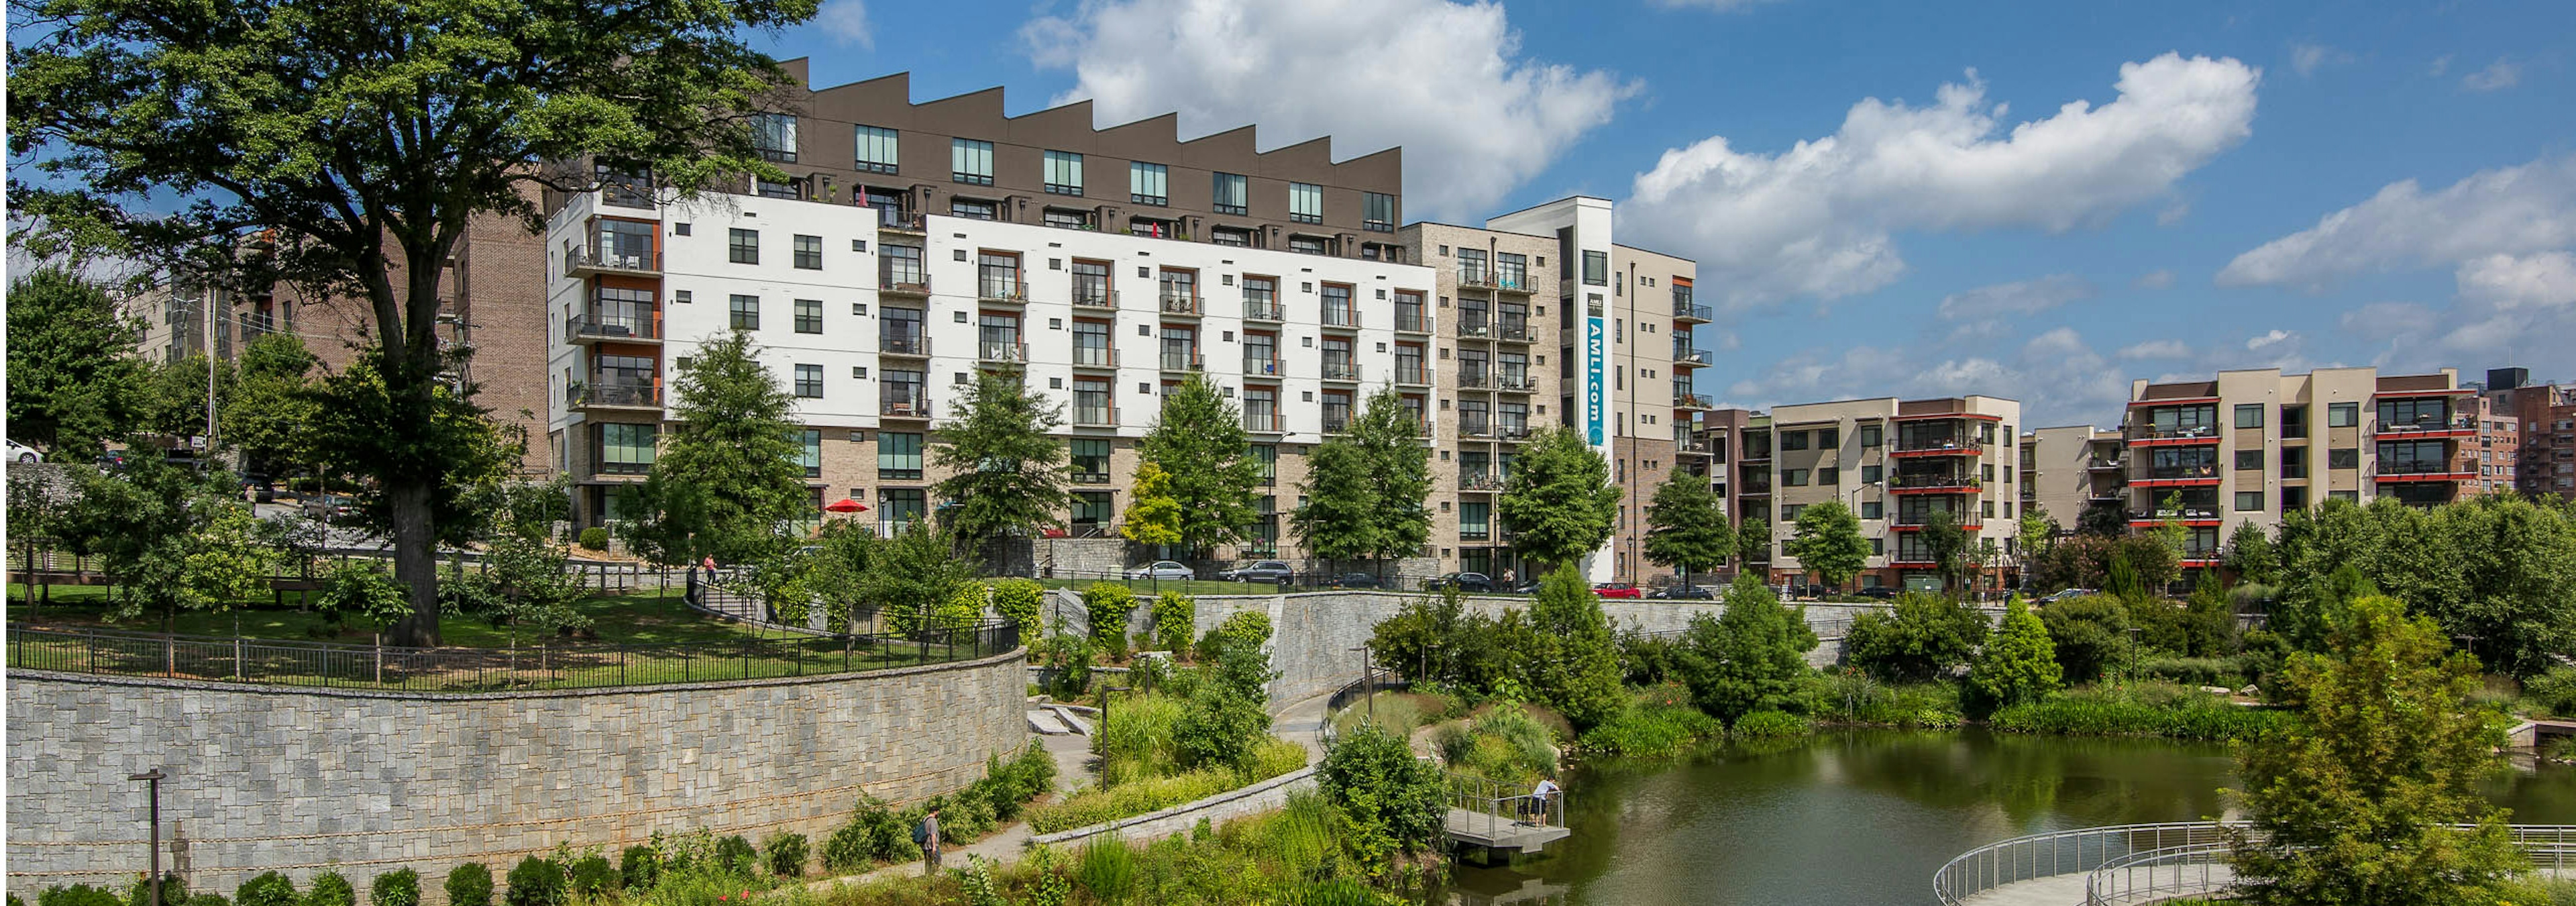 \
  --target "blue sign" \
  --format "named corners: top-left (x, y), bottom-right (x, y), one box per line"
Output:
top-left (1585, 316), bottom-right (1605, 445)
